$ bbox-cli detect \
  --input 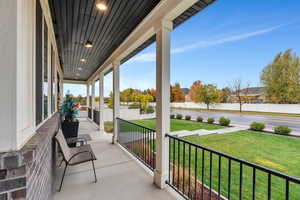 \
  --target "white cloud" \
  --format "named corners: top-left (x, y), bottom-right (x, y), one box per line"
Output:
top-left (129, 24), bottom-right (285, 63)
